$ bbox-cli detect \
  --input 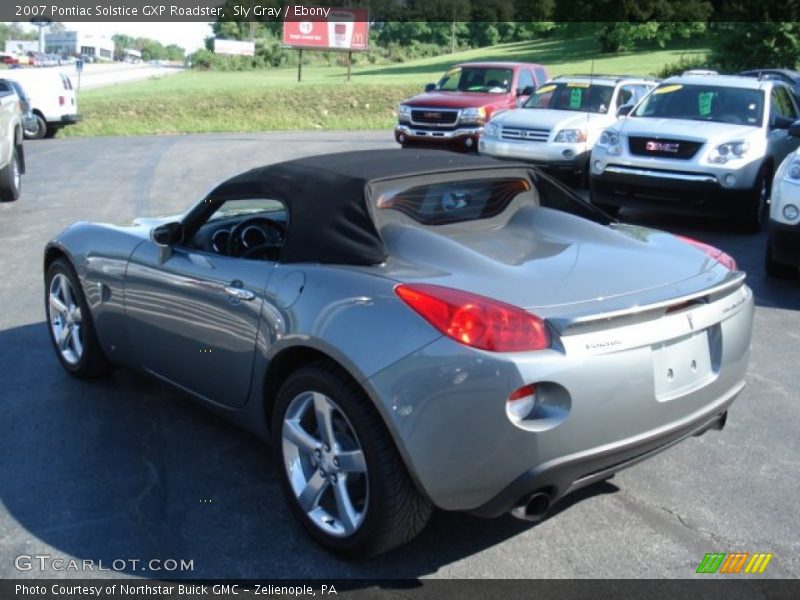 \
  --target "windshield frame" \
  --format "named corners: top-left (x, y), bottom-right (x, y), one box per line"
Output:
top-left (631, 82), bottom-right (766, 127)
top-left (435, 66), bottom-right (515, 94)
top-left (522, 81), bottom-right (616, 114)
